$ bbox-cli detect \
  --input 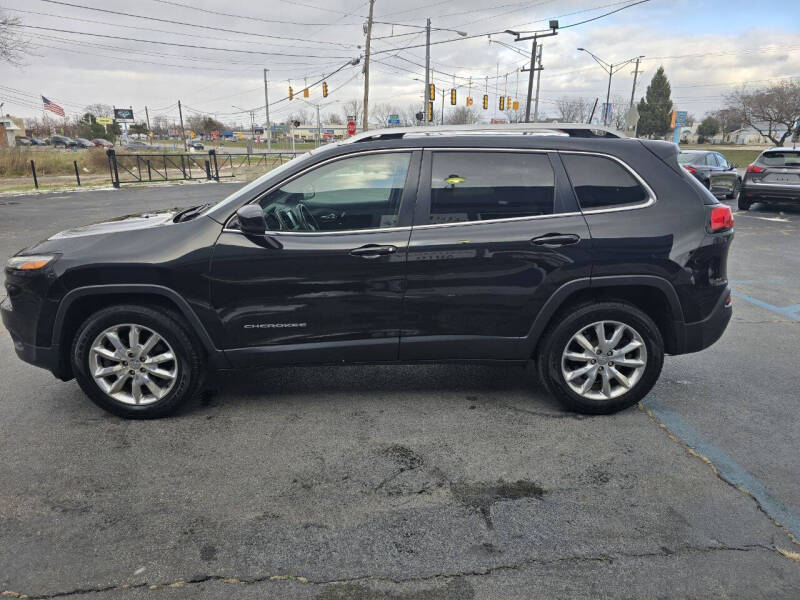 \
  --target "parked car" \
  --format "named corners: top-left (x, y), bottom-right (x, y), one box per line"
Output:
top-left (677, 150), bottom-right (740, 199)
top-left (50, 135), bottom-right (77, 149)
top-left (122, 140), bottom-right (160, 151)
top-left (739, 147), bottom-right (800, 211)
top-left (74, 138), bottom-right (94, 149)
top-left (187, 140), bottom-right (204, 150)
top-left (91, 138), bottom-right (113, 148)
top-left (2, 123), bottom-right (734, 419)
top-left (30, 137), bottom-right (48, 146)
top-left (16, 137), bottom-right (32, 146)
